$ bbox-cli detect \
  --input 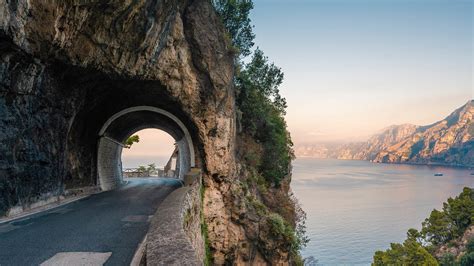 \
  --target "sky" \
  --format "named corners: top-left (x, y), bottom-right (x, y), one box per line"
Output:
top-left (251, 0), bottom-right (473, 144)
top-left (123, 0), bottom-right (472, 166)
top-left (121, 129), bottom-right (175, 168)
